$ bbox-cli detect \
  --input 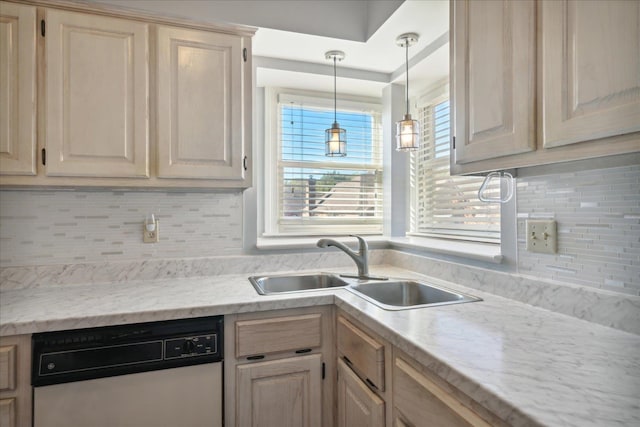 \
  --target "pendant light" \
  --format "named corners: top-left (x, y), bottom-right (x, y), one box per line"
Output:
top-left (325, 50), bottom-right (346, 157)
top-left (395, 33), bottom-right (420, 151)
